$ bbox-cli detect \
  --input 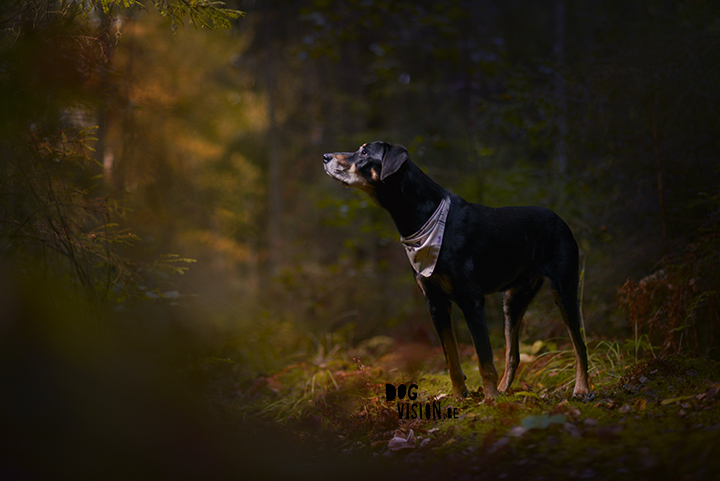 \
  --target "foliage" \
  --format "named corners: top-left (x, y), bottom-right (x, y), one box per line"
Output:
top-left (1, 124), bottom-right (130, 306)
top-left (85, 0), bottom-right (144, 14)
top-left (71, 0), bottom-right (244, 29)
top-left (618, 193), bottom-right (720, 354)
top-left (217, 322), bottom-right (720, 480)
top-left (151, 0), bottom-right (244, 29)
top-left (0, 0), bottom-right (241, 315)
